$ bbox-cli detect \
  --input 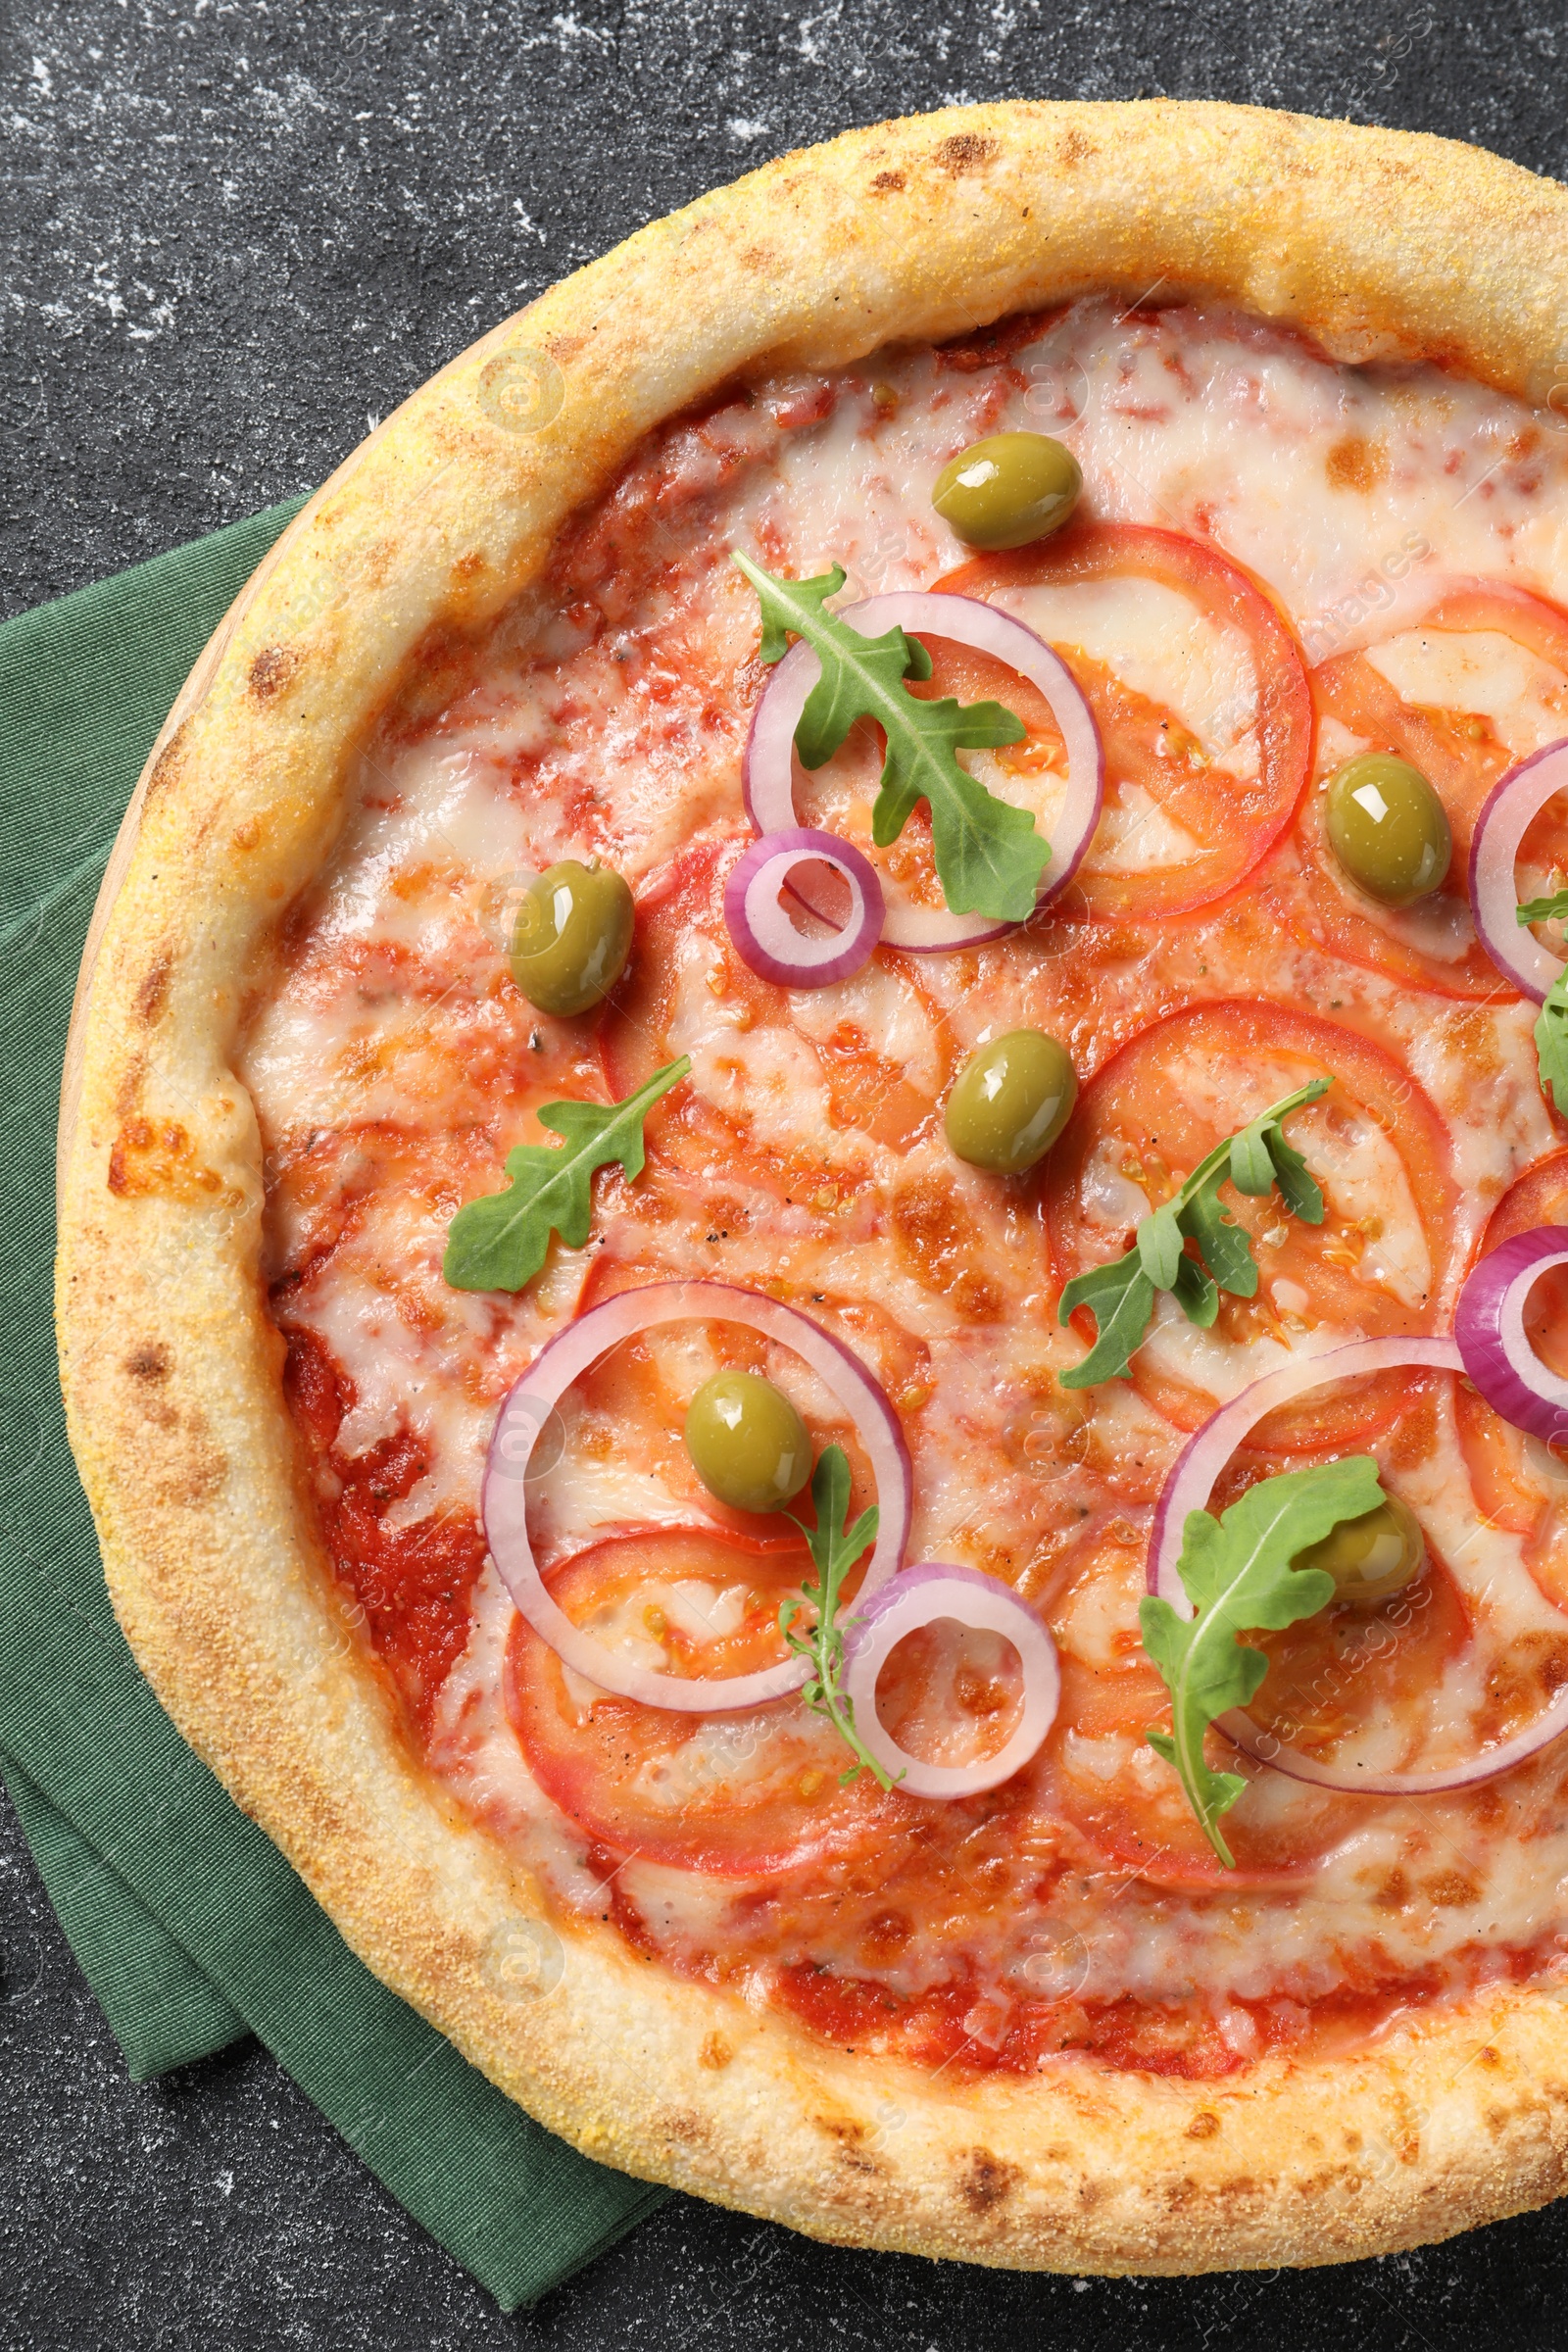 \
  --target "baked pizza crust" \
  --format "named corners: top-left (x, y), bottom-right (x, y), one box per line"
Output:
top-left (55, 100), bottom-right (1568, 2274)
